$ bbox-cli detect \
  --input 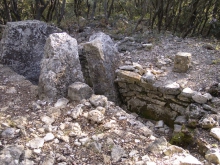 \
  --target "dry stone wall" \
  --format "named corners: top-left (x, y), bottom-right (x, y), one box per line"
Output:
top-left (115, 63), bottom-right (214, 127)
